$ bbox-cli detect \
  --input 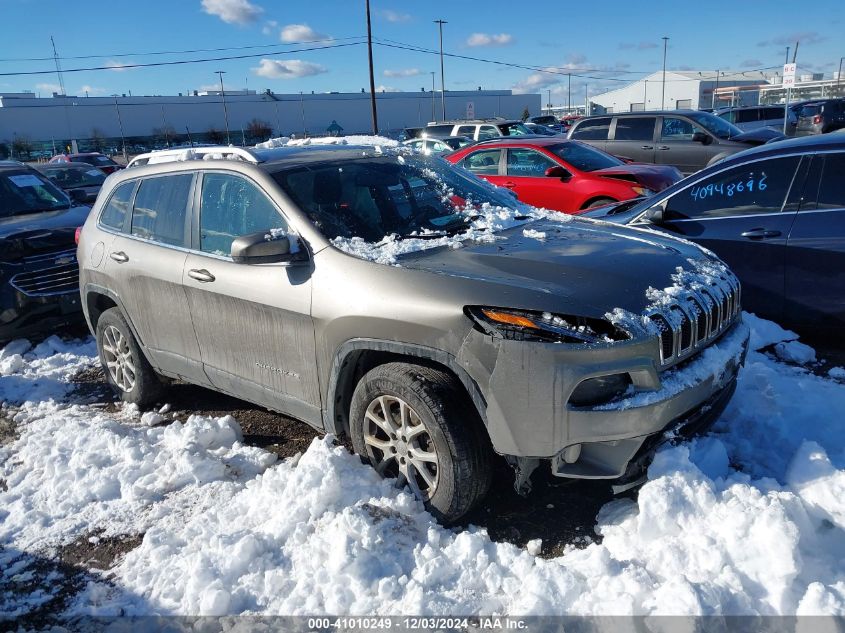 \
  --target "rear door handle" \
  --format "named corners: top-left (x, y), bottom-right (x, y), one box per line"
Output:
top-left (741, 228), bottom-right (781, 239)
top-left (641, 145), bottom-right (654, 150)
top-left (187, 268), bottom-right (216, 283)
top-left (109, 251), bottom-right (128, 263)
top-left (657, 146), bottom-right (670, 150)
